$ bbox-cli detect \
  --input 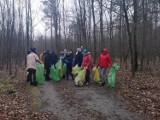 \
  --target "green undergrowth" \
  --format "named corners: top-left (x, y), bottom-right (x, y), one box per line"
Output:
top-left (0, 77), bottom-right (17, 94)
top-left (29, 86), bottom-right (42, 112)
